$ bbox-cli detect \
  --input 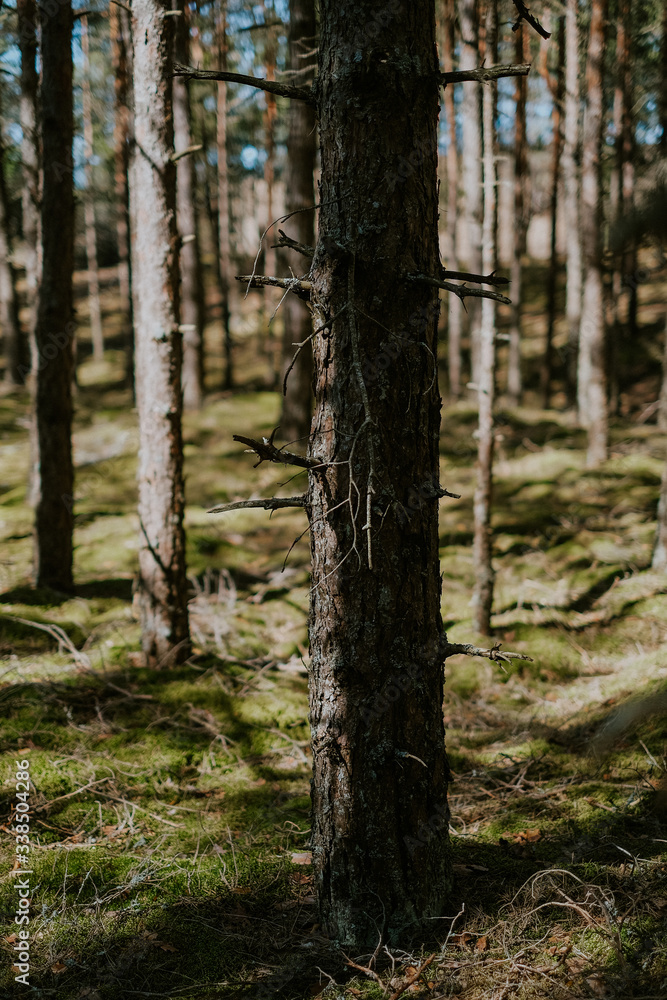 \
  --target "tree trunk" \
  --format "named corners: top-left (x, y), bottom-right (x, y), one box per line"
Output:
top-left (661, 0), bottom-right (667, 151)
top-left (653, 458), bottom-right (667, 570)
top-left (0, 125), bottom-right (24, 385)
top-left (563, 0), bottom-right (581, 406)
top-left (472, 0), bottom-right (497, 637)
top-left (459, 0), bottom-right (482, 386)
top-left (541, 16), bottom-right (564, 409)
top-left (578, 0), bottom-right (608, 466)
top-left (442, 0), bottom-right (462, 400)
top-left (81, 14), bottom-right (104, 361)
top-left (659, 311), bottom-right (667, 431)
top-left (307, 0), bottom-right (451, 946)
top-left (174, 0), bottom-right (205, 411)
top-left (32, 0), bottom-right (75, 592)
top-left (110, 1), bottom-right (134, 393)
top-left (618, 0), bottom-right (636, 340)
top-left (17, 0), bottom-right (39, 382)
top-left (216, 0), bottom-right (233, 390)
top-left (130, 0), bottom-right (190, 664)
top-left (278, 0), bottom-right (317, 444)
top-left (507, 26), bottom-right (527, 406)
top-left (262, 15), bottom-right (279, 385)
